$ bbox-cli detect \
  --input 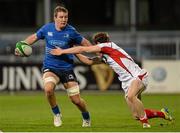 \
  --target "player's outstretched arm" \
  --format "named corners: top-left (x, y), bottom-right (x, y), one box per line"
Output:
top-left (50, 45), bottom-right (101, 56)
top-left (75, 54), bottom-right (102, 65)
top-left (75, 54), bottom-right (94, 65)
